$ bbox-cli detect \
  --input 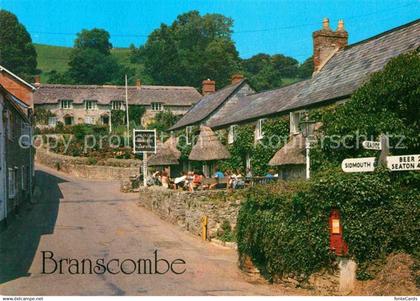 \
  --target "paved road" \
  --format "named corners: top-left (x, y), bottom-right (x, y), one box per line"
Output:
top-left (0, 165), bottom-right (307, 296)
